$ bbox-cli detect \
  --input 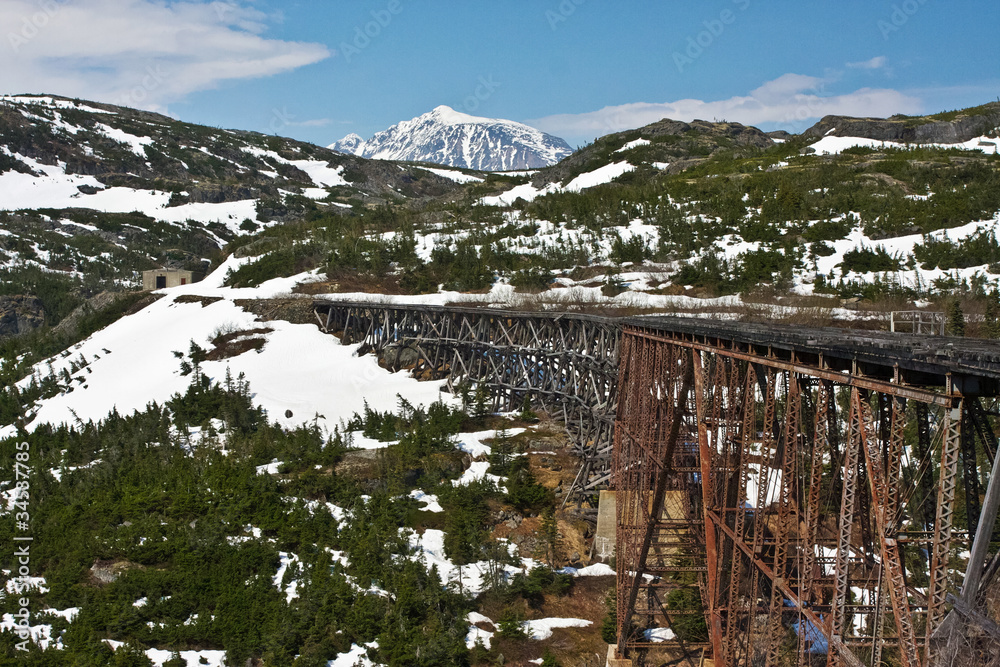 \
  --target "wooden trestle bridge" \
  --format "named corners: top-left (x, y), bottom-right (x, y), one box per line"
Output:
top-left (314, 300), bottom-right (1000, 667)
